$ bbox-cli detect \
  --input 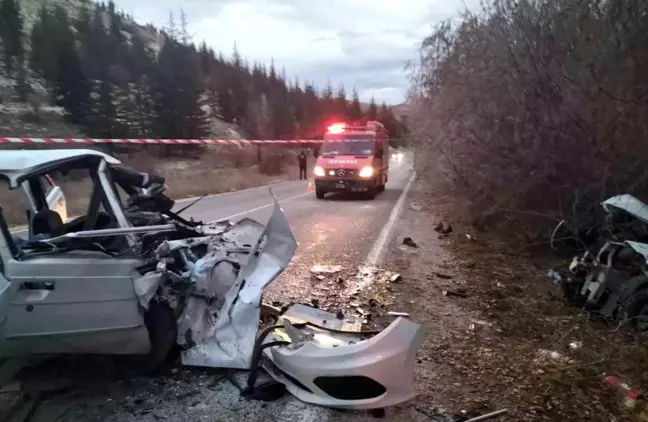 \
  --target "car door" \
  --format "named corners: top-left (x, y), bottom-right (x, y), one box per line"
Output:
top-left (0, 173), bottom-right (148, 358)
top-left (0, 252), bottom-right (150, 358)
top-left (41, 175), bottom-right (67, 222)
